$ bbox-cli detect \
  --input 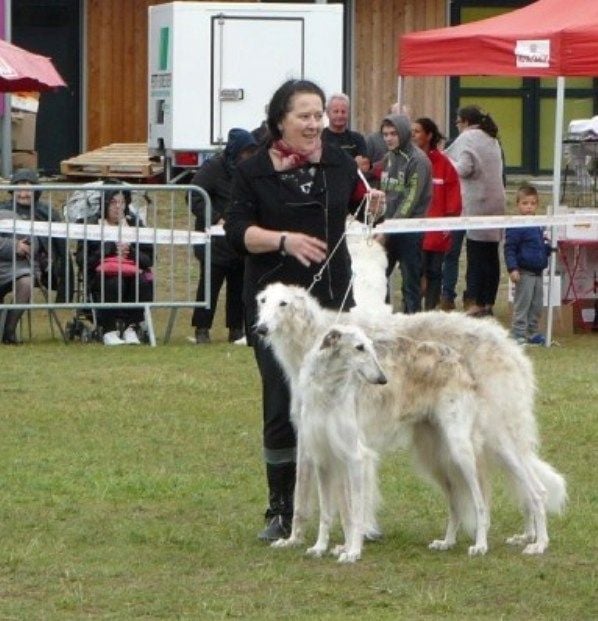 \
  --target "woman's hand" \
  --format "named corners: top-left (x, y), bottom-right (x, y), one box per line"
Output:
top-left (283, 232), bottom-right (327, 267)
top-left (116, 242), bottom-right (130, 258)
top-left (367, 189), bottom-right (386, 218)
top-left (16, 239), bottom-right (31, 258)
